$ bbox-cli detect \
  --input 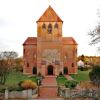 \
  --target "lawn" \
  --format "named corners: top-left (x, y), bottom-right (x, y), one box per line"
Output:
top-left (71, 69), bottom-right (91, 82)
top-left (56, 76), bottom-right (67, 85)
top-left (5, 71), bottom-right (37, 86)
